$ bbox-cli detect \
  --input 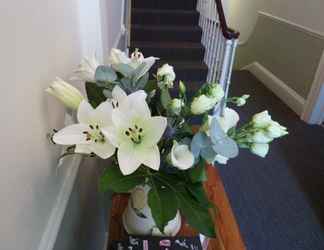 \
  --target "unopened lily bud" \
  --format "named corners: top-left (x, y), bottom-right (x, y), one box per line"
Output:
top-left (46, 78), bottom-right (84, 110)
